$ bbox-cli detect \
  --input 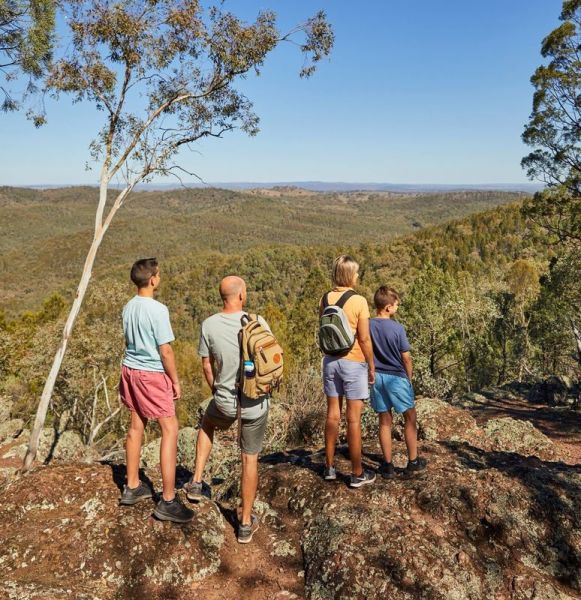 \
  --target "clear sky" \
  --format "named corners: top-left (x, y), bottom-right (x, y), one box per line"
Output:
top-left (0, 0), bottom-right (563, 186)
